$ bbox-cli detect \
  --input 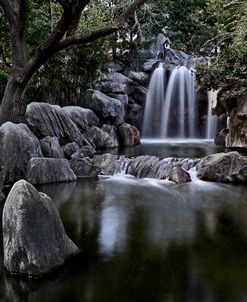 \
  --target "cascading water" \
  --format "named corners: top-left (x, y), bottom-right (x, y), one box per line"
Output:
top-left (142, 63), bottom-right (217, 139)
